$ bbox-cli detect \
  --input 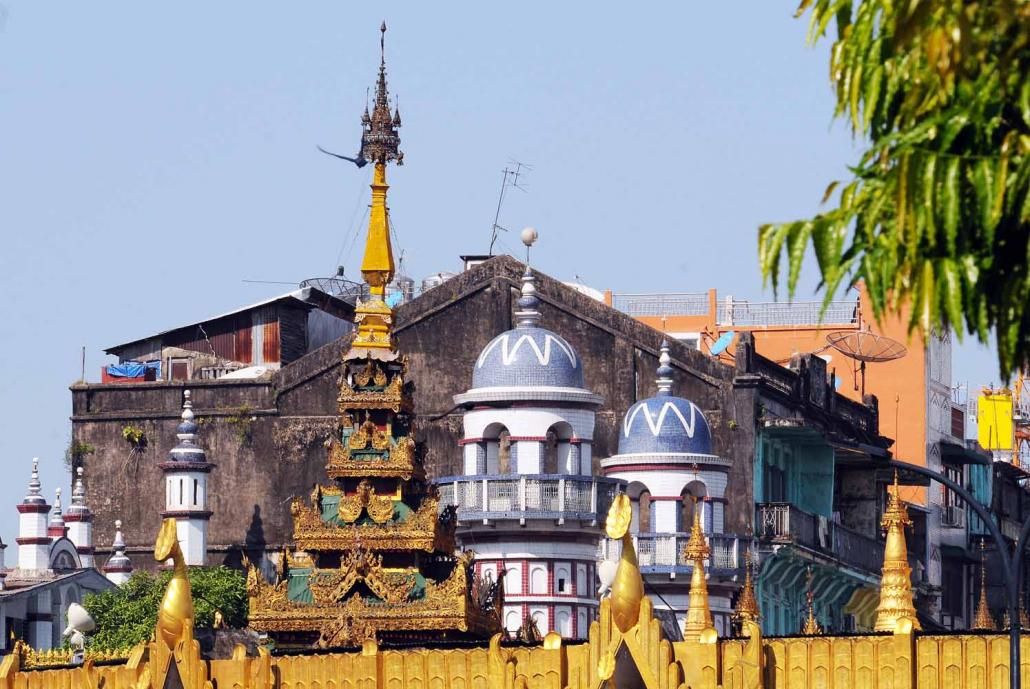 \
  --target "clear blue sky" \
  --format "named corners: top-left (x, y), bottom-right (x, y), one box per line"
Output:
top-left (0, 3), bottom-right (998, 548)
